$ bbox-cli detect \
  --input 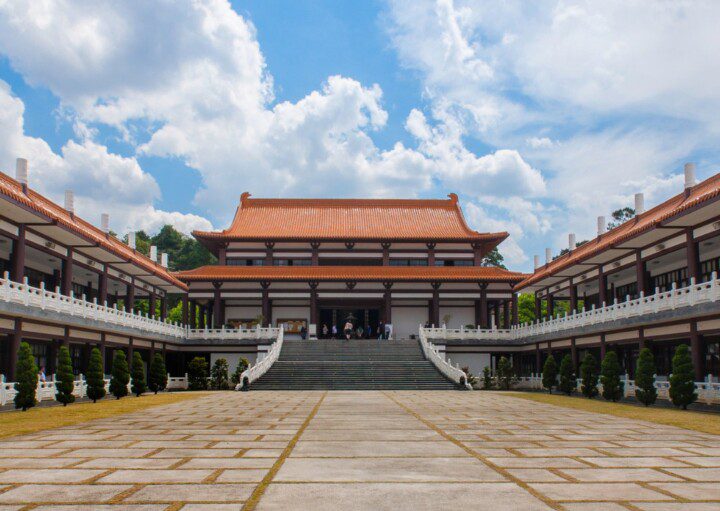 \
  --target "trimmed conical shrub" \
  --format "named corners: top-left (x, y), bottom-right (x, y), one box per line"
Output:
top-left (600, 351), bottom-right (624, 402)
top-left (55, 345), bottom-right (75, 406)
top-left (669, 344), bottom-right (697, 410)
top-left (149, 353), bottom-right (167, 394)
top-left (210, 358), bottom-right (230, 390)
top-left (188, 357), bottom-right (208, 390)
top-left (109, 350), bottom-right (130, 399)
top-left (580, 353), bottom-right (599, 398)
top-left (542, 355), bottom-right (557, 393)
top-left (131, 352), bottom-right (146, 397)
top-left (14, 341), bottom-right (37, 411)
top-left (496, 356), bottom-right (514, 390)
top-left (558, 354), bottom-right (575, 395)
top-left (482, 366), bottom-right (493, 390)
top-left (230, 357), bottom-right (249, 386)
top-left (635, 347), bottom-right (657, 406)
top-left (86, 347), bottom-right (106, 403)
